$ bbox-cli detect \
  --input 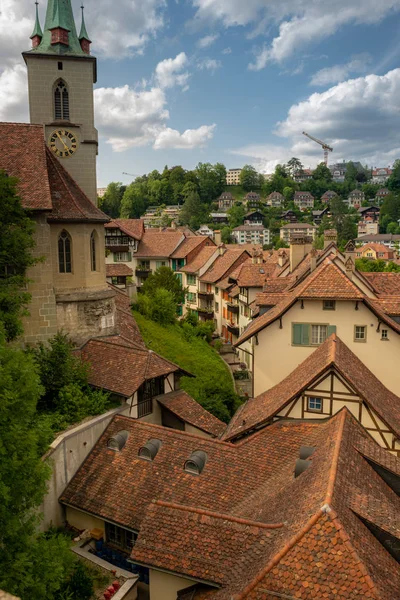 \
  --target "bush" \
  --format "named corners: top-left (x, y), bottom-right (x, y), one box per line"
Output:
top-left (57, 562), bottom-right (94, 600)
top-left (214, 339), bottom-right (223, 353)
